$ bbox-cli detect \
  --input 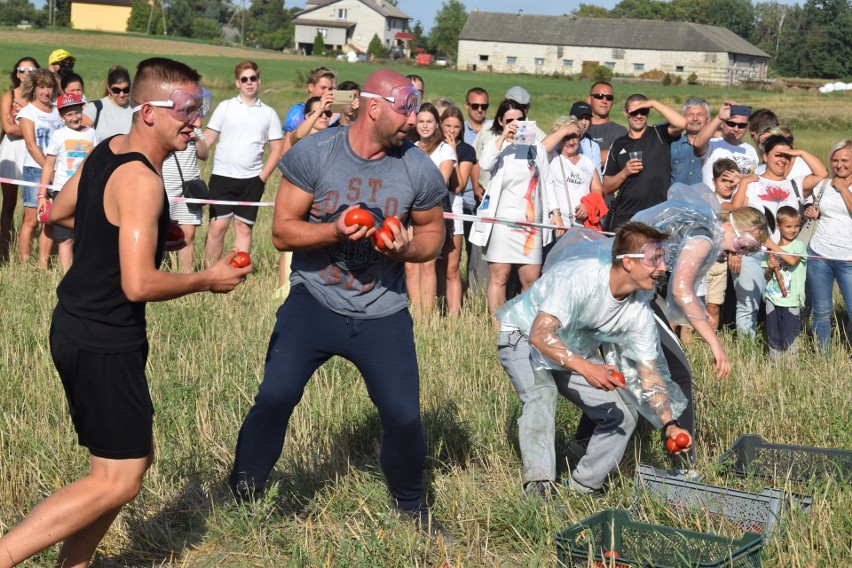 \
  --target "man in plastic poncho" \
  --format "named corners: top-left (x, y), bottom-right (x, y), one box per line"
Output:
top-left (497, 222), bottom-right (691, 496)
